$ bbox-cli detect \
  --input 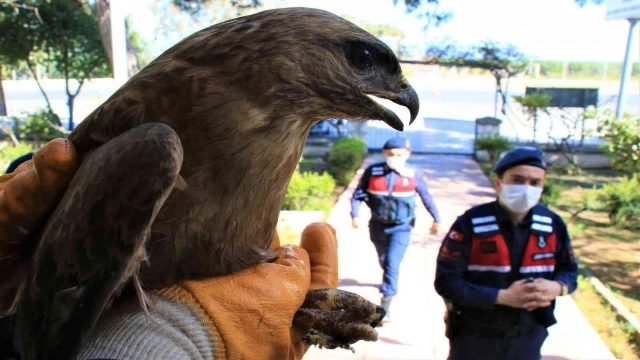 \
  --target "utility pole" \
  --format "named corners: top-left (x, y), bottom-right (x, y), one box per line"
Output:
top-left (615, 18), bottom-right (639, 119)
